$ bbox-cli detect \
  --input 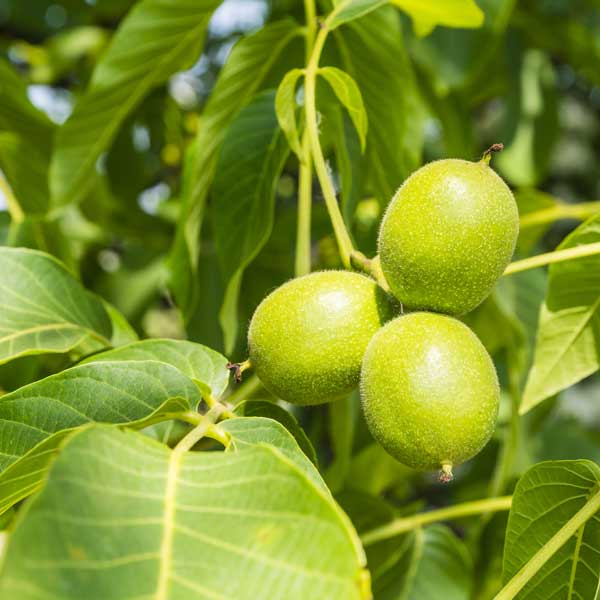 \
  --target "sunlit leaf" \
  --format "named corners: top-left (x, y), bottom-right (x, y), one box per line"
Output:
top-left (275, 68), bottom-right (305, 160)
top-left (522, 215), bottom-right (600, 413)
top-left (391, 0), bottom-right (484, 37)
top-left (318, 66), bottom-right (367, 151)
